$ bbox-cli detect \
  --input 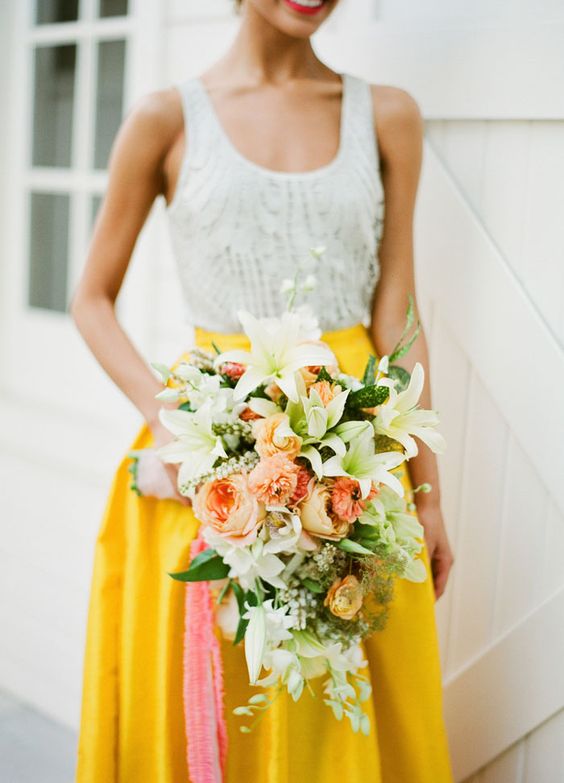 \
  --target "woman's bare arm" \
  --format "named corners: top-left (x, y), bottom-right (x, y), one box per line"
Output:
top-left (369, 86), bottom-right (454, 599)
top-left (69, 88), bottom-right (190, 503)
